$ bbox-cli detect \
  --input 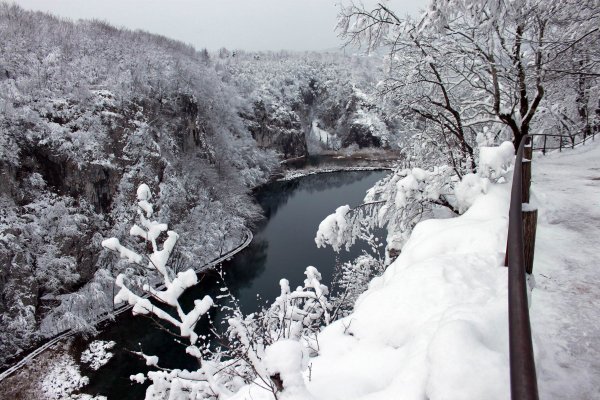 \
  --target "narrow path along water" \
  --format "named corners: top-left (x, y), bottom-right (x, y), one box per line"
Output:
top-left (79, 169), bottom-right (388, 399)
